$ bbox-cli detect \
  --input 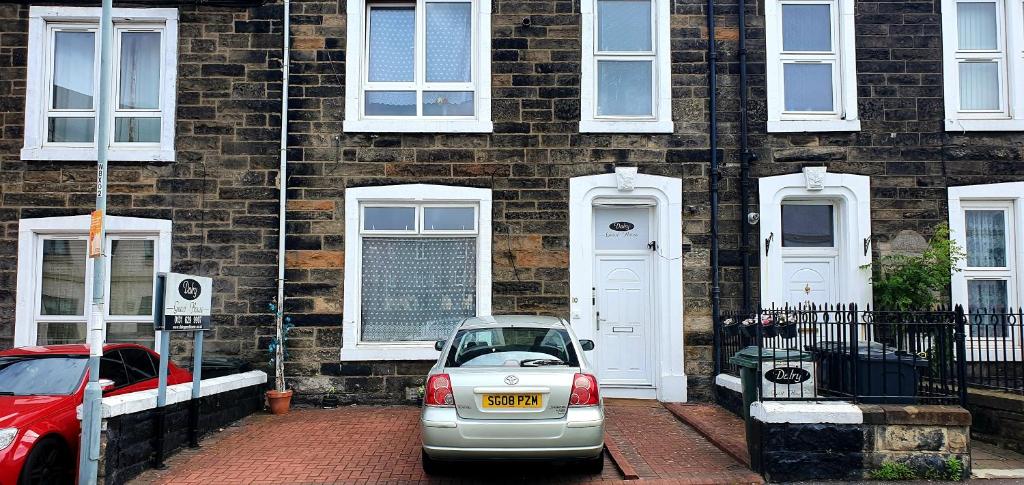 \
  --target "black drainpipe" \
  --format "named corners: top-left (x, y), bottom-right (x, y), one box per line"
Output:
top-left (707, 0), bottom-right (722, 377)
top-left (739, 0), bottom-right (753, 314)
